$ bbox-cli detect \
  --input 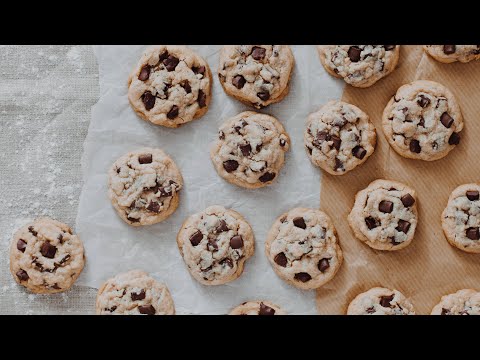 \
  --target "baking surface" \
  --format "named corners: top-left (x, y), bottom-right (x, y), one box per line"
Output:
top-left (317, 45), bottom-right (480, 314)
